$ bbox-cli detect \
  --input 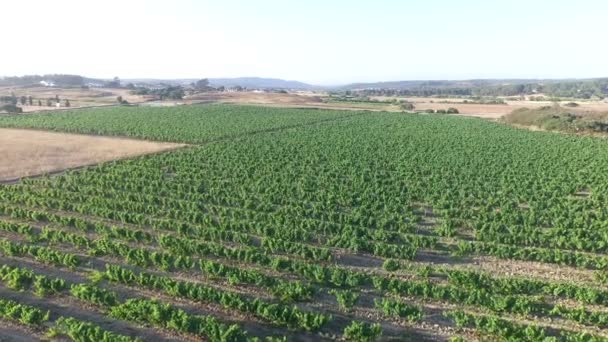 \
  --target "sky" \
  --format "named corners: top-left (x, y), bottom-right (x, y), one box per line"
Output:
top-left (1, 0), bottom-right (607, 85)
